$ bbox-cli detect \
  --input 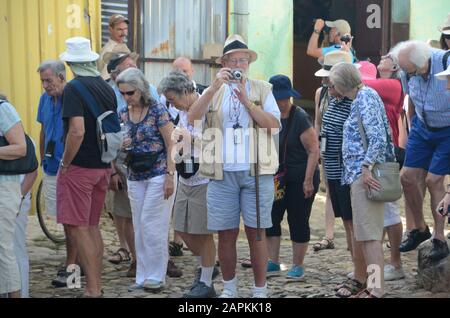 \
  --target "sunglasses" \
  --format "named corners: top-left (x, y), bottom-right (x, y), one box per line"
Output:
top-left (120, 90), bottom-right (136, 96)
